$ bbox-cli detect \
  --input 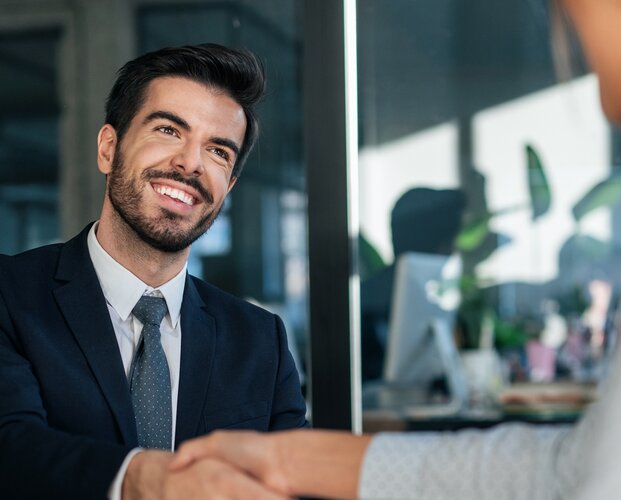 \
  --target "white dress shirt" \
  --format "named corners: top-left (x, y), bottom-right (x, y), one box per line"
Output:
top-left (86, 223), bottom-right (186, 498)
